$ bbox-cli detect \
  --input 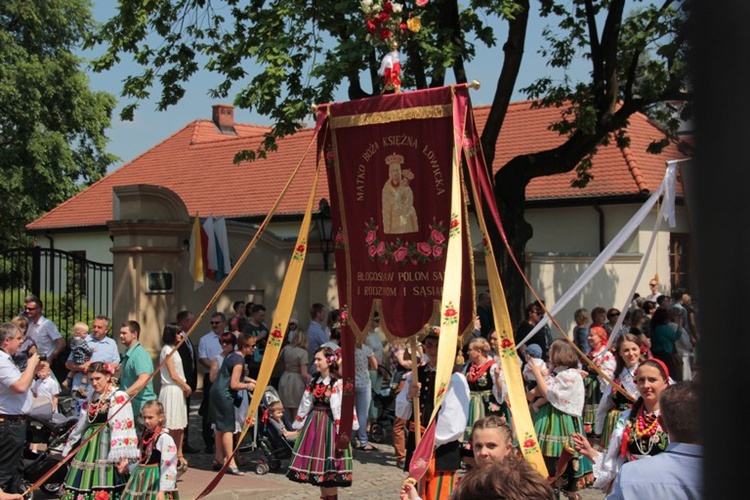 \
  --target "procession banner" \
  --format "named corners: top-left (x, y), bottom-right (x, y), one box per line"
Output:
top-left (315, 86), bottom-right (476, 342)
top-left (315, 84), bottom-right (477, 448)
